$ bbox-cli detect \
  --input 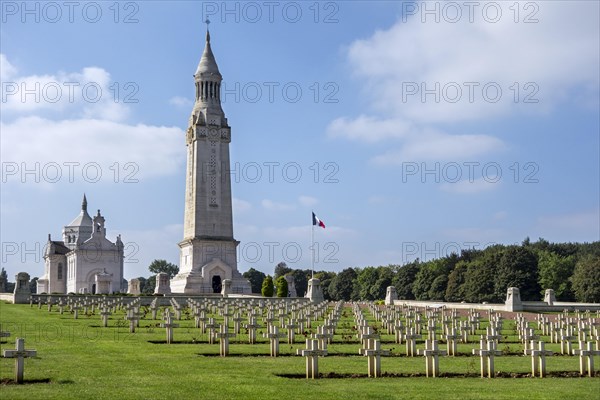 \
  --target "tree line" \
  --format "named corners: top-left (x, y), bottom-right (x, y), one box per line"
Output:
top-left (11, 239), bottom-right (598, 302)
top-left (245, 239), bottom-right (600, 303)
